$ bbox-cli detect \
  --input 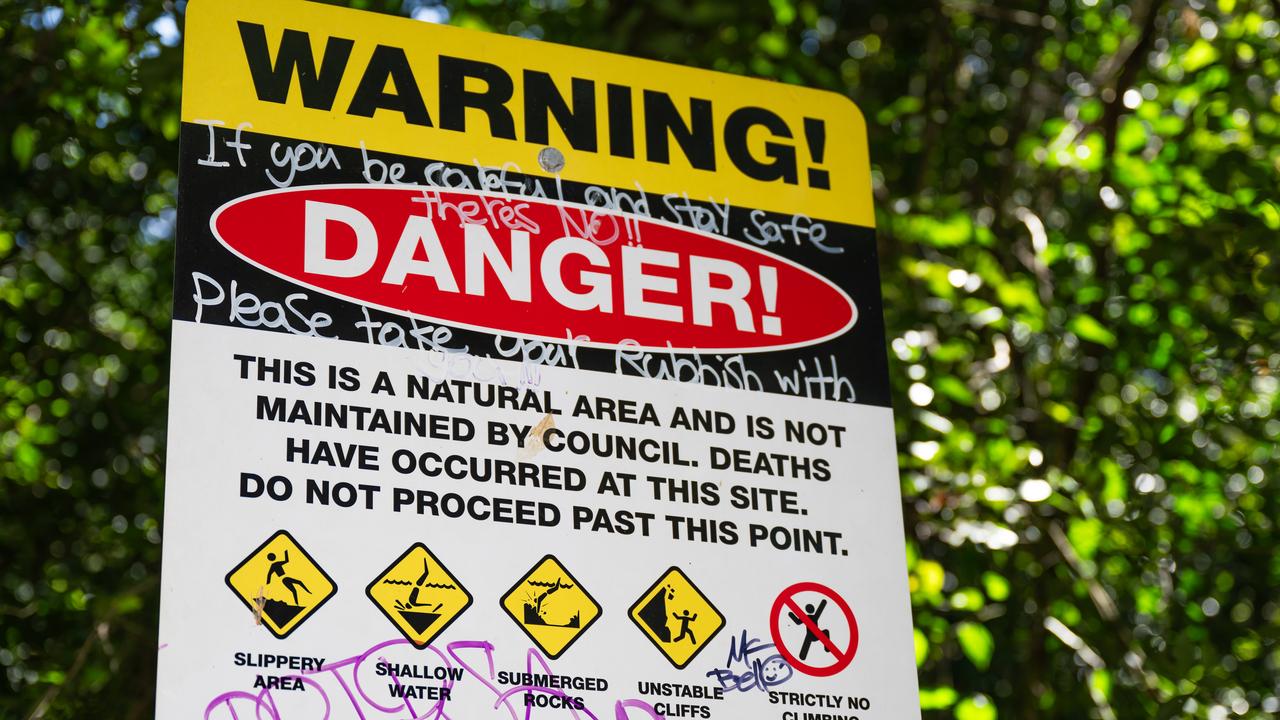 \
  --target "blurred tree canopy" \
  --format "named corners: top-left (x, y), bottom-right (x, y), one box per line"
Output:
top-left (2, 0), bottom-right (1278, 718)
